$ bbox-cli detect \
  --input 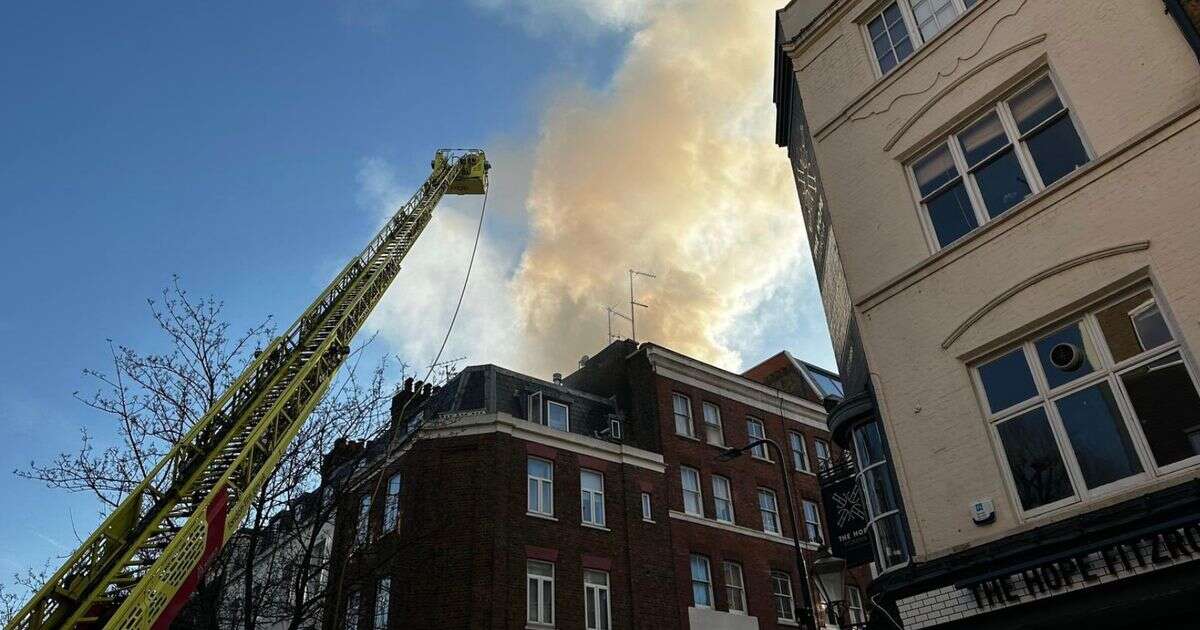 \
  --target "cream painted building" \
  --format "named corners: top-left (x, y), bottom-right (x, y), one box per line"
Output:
top-left (774, 0), bottom-right (1200, 628)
